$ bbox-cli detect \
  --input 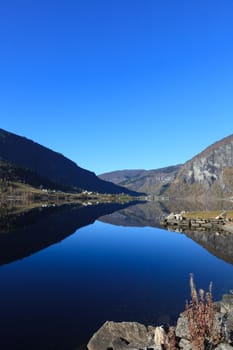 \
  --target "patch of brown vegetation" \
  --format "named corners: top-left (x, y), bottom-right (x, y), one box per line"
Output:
top-left (185, 274), bottom-right (221, 350)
